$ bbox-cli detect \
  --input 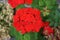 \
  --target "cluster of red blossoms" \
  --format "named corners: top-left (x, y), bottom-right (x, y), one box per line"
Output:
top-left (43, 22), bottom-right (53, 35)
top-left (8, 0), bottom-right (33, 8)
top-left (13, 8), bottom-right (43, 34)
